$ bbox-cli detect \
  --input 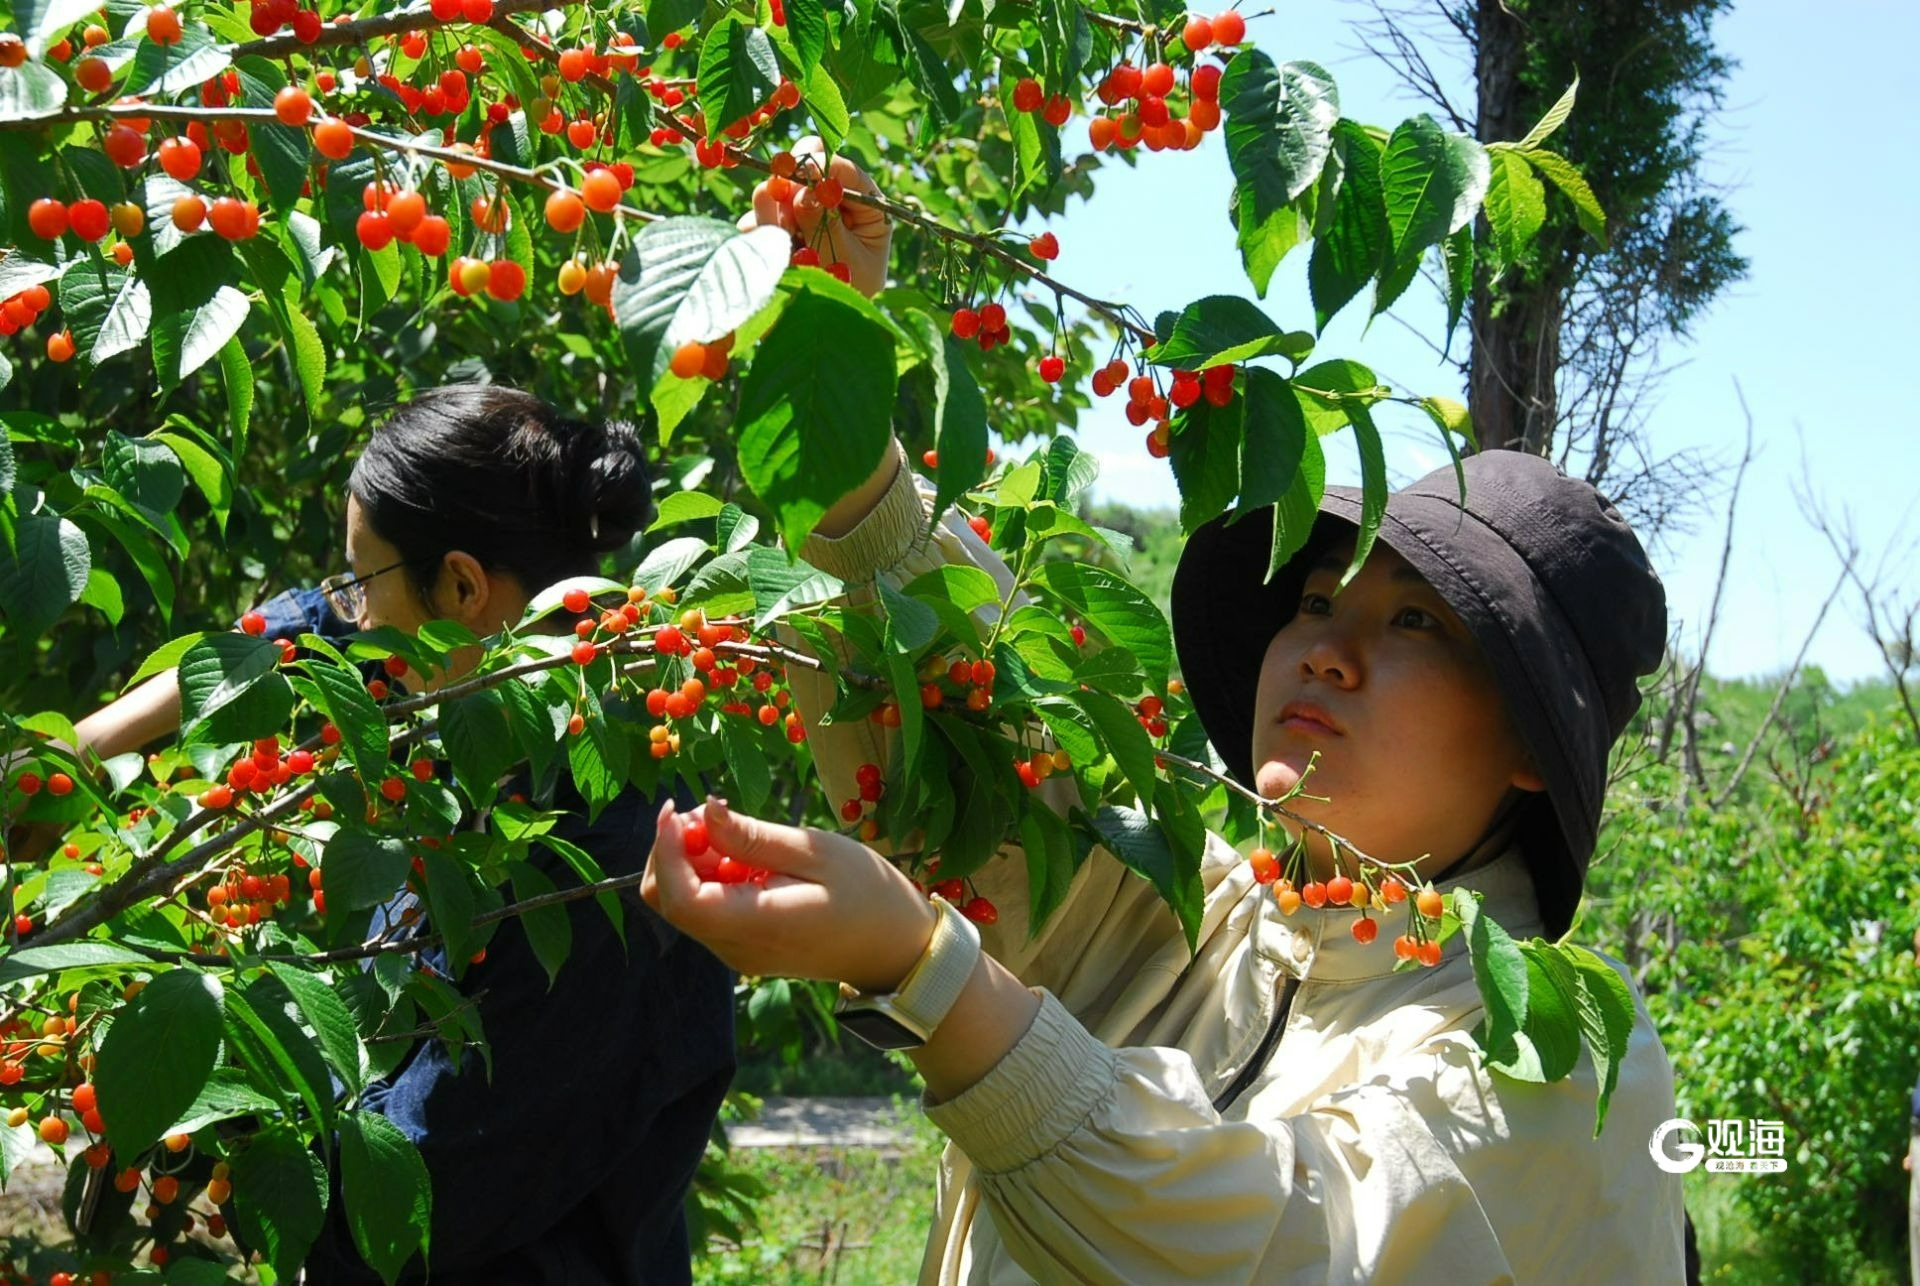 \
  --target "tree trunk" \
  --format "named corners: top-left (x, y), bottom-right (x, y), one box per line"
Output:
top-left (1471, 0), bottom-right (1564, 455)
